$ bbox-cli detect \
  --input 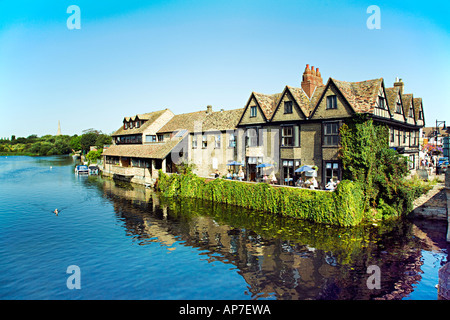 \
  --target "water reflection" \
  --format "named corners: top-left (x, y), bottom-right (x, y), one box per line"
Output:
top-left (90, 177), bottom-right (448, 300)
